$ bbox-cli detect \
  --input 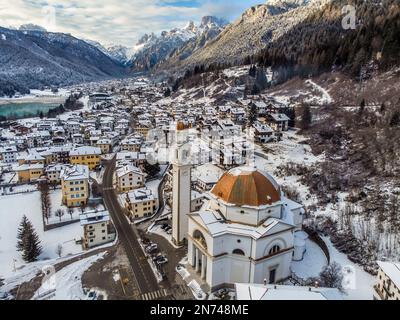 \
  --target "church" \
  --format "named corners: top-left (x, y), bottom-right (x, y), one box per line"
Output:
top-left (171, 123), bottom-right (305, 292)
